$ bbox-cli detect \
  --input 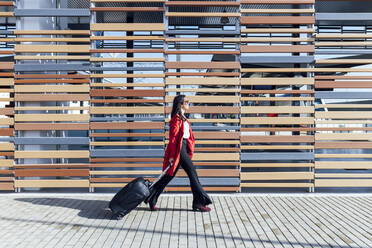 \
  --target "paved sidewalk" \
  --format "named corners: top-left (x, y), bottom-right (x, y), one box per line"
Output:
top-left (0, 193), bottom-right (371, 248)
